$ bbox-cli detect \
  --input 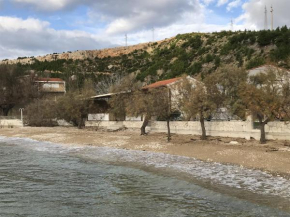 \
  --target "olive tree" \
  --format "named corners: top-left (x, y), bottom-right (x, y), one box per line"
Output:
top-left (177, 76), bottom-right (221, 140)
top-left (239, 69), bottom-right (285, 144)
top-left (109, 74), bottom-right (172, 141)
top-left (125, 88), bottom-right (172, 141)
